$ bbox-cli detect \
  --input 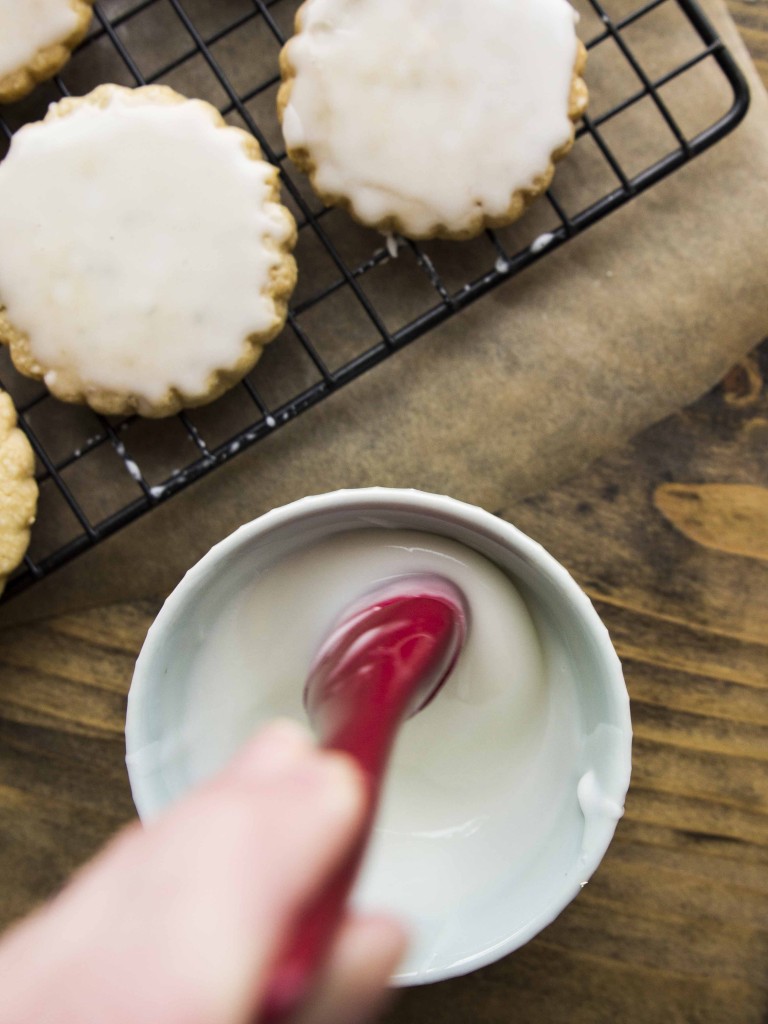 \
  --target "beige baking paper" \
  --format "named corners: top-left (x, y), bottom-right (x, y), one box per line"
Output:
top-left (1, 0), bottom-right (766, 625)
